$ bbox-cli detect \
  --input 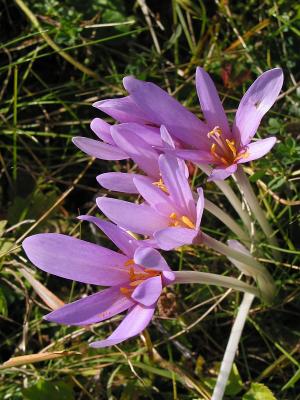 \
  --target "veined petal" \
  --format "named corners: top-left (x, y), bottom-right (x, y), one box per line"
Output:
top-left (134, 246), bottom-right (171, 272)
top-left (233, 68), bottom-right (284, 146)
top-left (23, 234), bottom-right (129, 286)
top-left (72, 137), bottom-right (128, 160)
top-left (44, 287), bottom-right (133, 326)
top-left (93, 96), bottom-right (150, 124)
top-left (237, 137), bottom-right (276, 163)
top-left (159, 154), bottom-right (196, 219)
top-left (160, 125), bottom-right (175, 149)
top-left (123, 76), bottom-right (207, 147)
top-left (170, 149), bottom-right (214, 163)
top-left (132, 275), bottom-right (162, 306)
top-left (90, 118), bottom-right (114, 145)
top-left (90, 303), bottom-right (155, 348)
top-left (195, 187), bottom-right (204, 230)
top-left (124, 123), bottom-right (162, 147)
top-left (133, 175), bottom-right (174, 216)
top-left (97, 172), bottom-right (141, 194)
top-left (97, 197), bottom-right (169, 236)
top-left (208, 164), bottom-right (237, 181)
top-left (154, 227), bottom-right (198, 250)
top-left (111, 125), bottom-right (160, 177)
top-left (78, 216), bottom-right (140, 258)
top-left (196, 67), bottom-right (230, 137)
